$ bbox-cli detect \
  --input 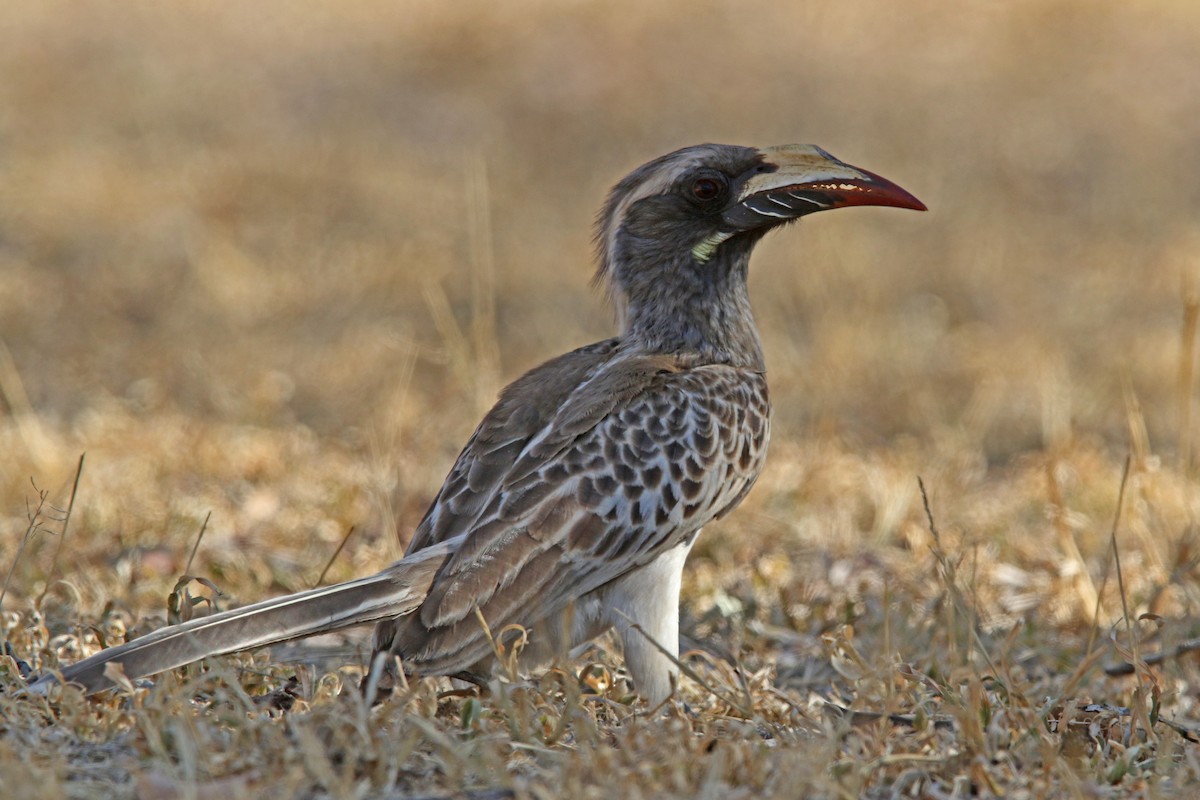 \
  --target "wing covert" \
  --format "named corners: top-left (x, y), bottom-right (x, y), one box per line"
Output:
top-left (385, 357), bottom-right (770, 674)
